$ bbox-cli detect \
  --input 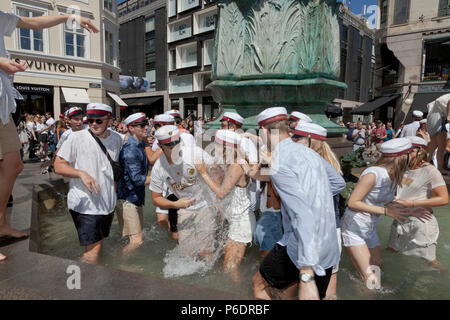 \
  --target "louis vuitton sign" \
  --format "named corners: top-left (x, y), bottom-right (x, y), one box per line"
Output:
top-left (24, 59), bottom-right (76, 74)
